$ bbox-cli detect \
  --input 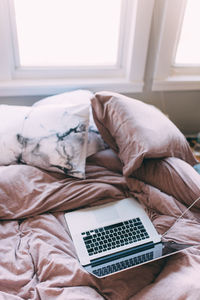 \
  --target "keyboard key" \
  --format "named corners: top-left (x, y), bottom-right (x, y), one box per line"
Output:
top-left (83, 236), bottom-right (92, 241)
